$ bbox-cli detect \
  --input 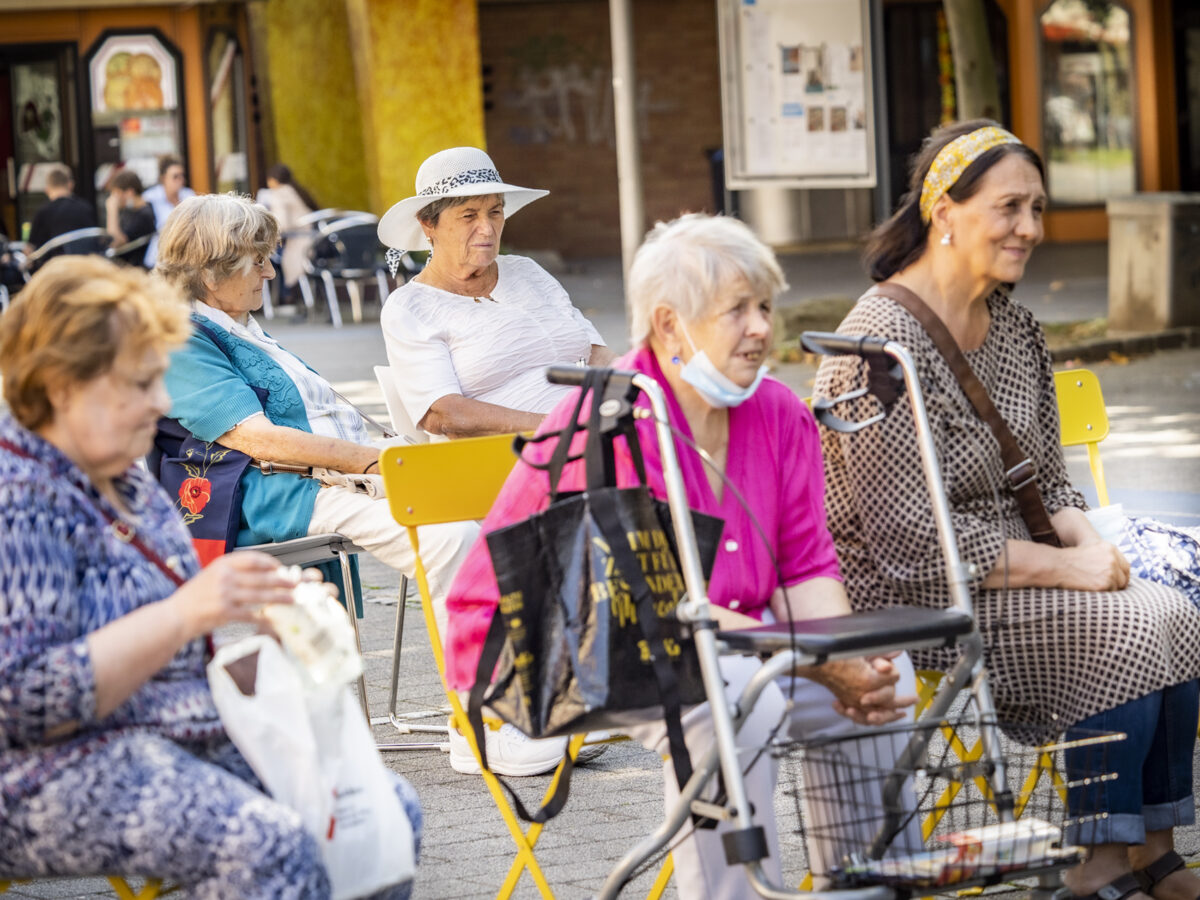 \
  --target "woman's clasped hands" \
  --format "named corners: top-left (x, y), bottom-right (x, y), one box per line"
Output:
top-left (818, 652), bottom-right (916, 727)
